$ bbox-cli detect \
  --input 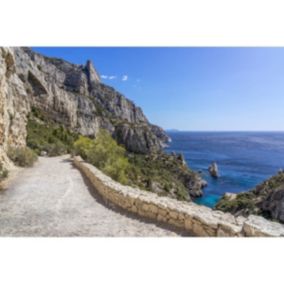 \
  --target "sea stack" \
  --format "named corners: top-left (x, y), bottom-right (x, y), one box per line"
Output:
top-left (209, 162), bottom-right (219, 178)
